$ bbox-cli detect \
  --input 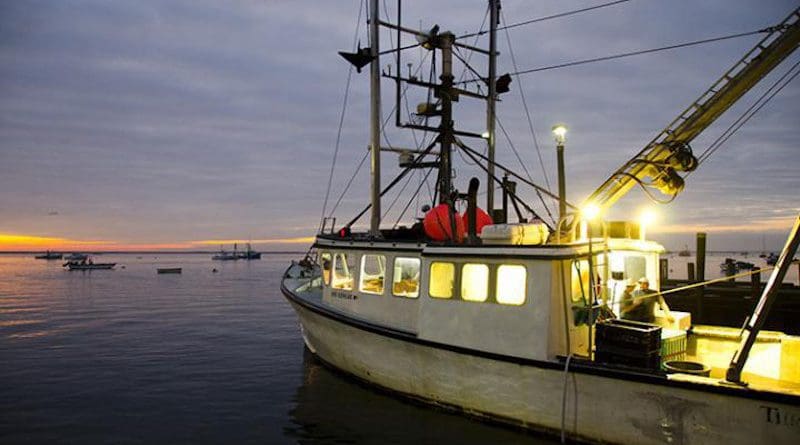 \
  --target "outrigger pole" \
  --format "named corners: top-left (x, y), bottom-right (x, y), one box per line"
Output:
top-left (726, 214), bottom-right (800, 384)
top-left (369, 0), bottom-right (382, 237)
